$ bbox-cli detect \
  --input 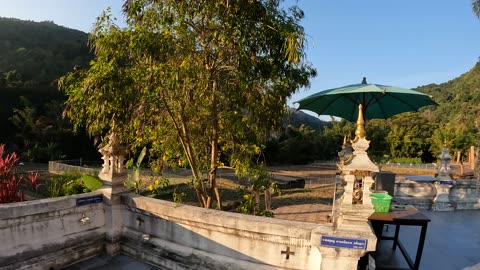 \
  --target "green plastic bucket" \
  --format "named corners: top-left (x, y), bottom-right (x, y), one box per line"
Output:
top-left (369, 193), bottom-right (392, 212)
